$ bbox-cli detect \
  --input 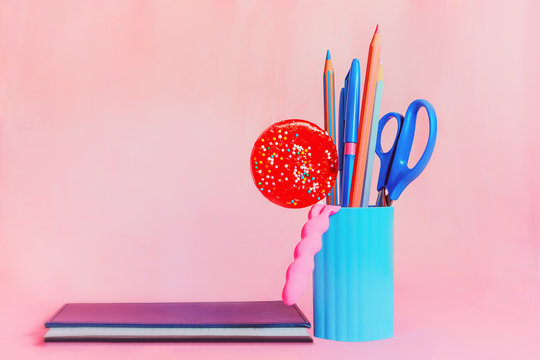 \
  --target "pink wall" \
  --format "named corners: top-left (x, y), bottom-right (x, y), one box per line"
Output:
top-left (1, 1), bottom-right (539, 358)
